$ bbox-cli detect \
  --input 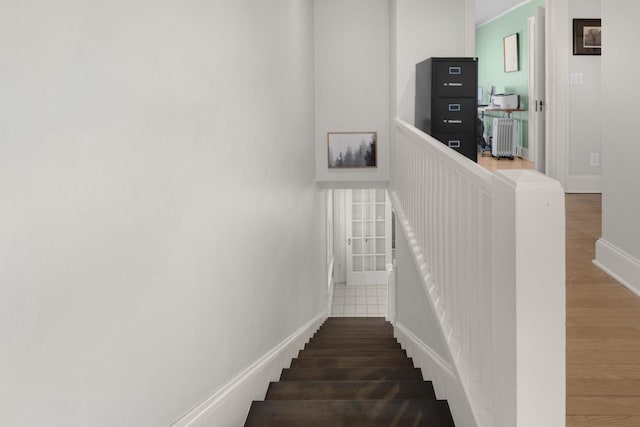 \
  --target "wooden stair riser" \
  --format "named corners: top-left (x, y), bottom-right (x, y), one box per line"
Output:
top-left (245, 400), bottom-right (455, 427)
top-left (311, 332), bottom-right (396, 338)
top-left (290, 357), bottom-right (414, 368)
top-left (311, 336), bottom-right (395, 341)
top-left (307, 338), bottom-right (399, 347)
top-left (279, 367), bottom-right (424, 382)
top-left (265, 380), bottom-right (436, 400)
top-left (298, 349), bottom-right (407, 358)
top-left (305, 342), bottom-right (401, 350)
